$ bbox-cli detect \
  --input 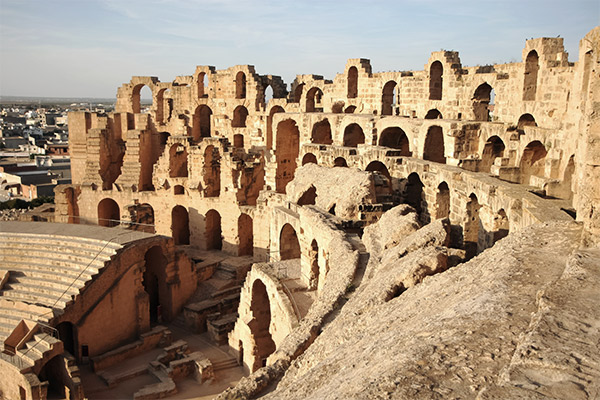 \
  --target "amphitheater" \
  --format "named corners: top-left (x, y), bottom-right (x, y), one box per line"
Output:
top-left (0, 27), bottom-right (599, 399)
